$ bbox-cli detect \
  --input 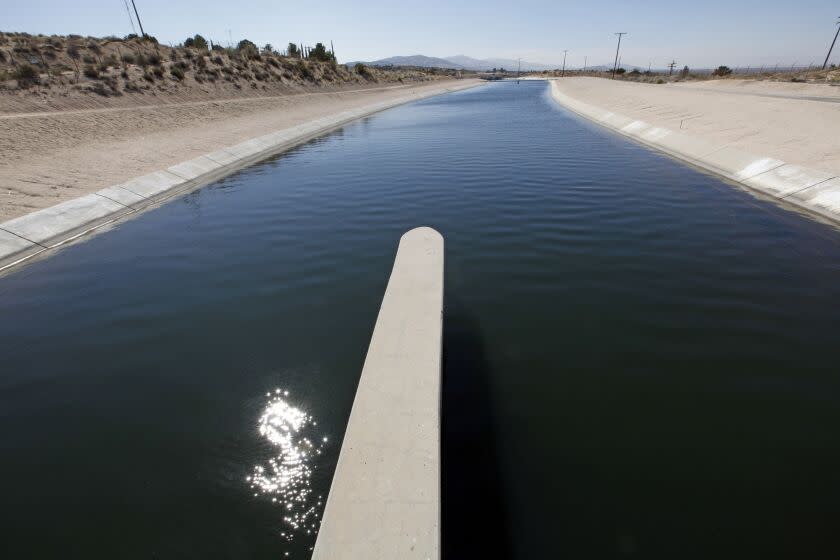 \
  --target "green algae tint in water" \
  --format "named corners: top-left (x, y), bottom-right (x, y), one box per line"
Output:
top-left (1, 81), bottom-right (840, 559)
